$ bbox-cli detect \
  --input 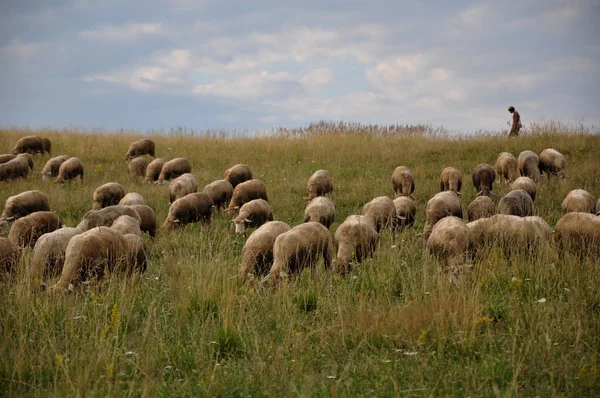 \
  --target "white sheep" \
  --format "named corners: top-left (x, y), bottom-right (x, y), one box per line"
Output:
top-left (304, 196), bottom-right (335, 229)
top-left (237, 221), bottom-right (291, 281)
